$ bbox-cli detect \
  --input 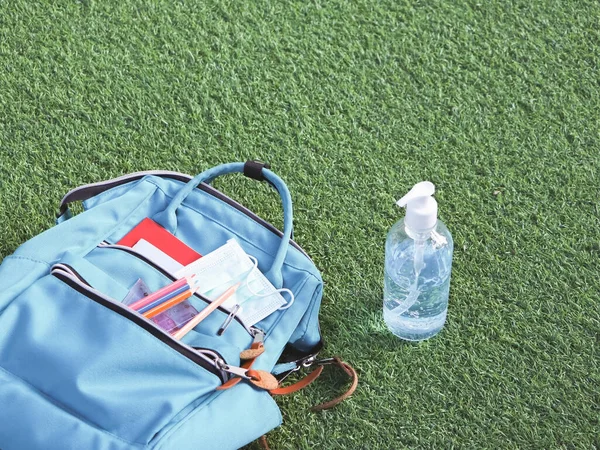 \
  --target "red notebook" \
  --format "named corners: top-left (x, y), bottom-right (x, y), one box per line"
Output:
top-left (117, 218), bottom-right (201, 266)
